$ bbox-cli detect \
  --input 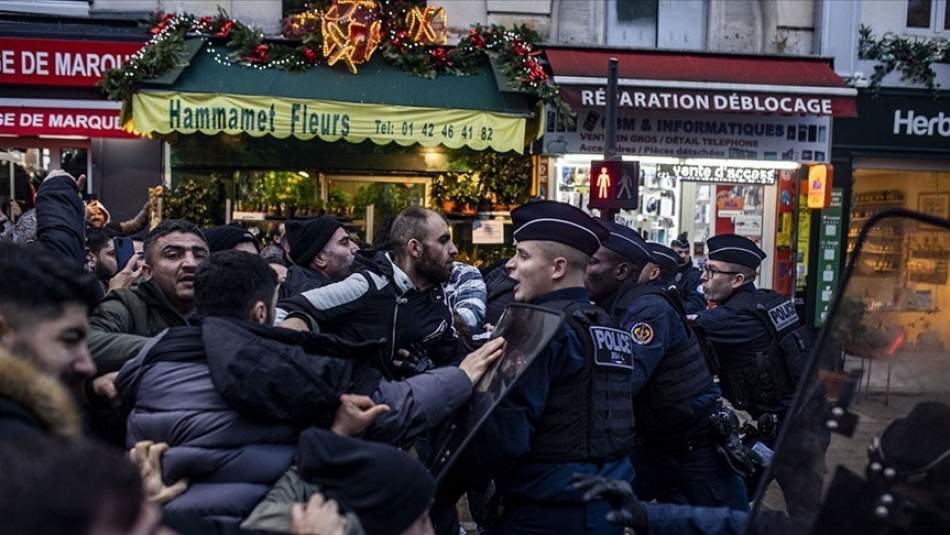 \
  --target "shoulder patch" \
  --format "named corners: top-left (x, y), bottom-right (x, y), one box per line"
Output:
top-left (588, 326), bottom-right (634, 369)
top-left (766, 300), bottom-right (798, 331)
top-left (630, 322), bottom-right (655, 345)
